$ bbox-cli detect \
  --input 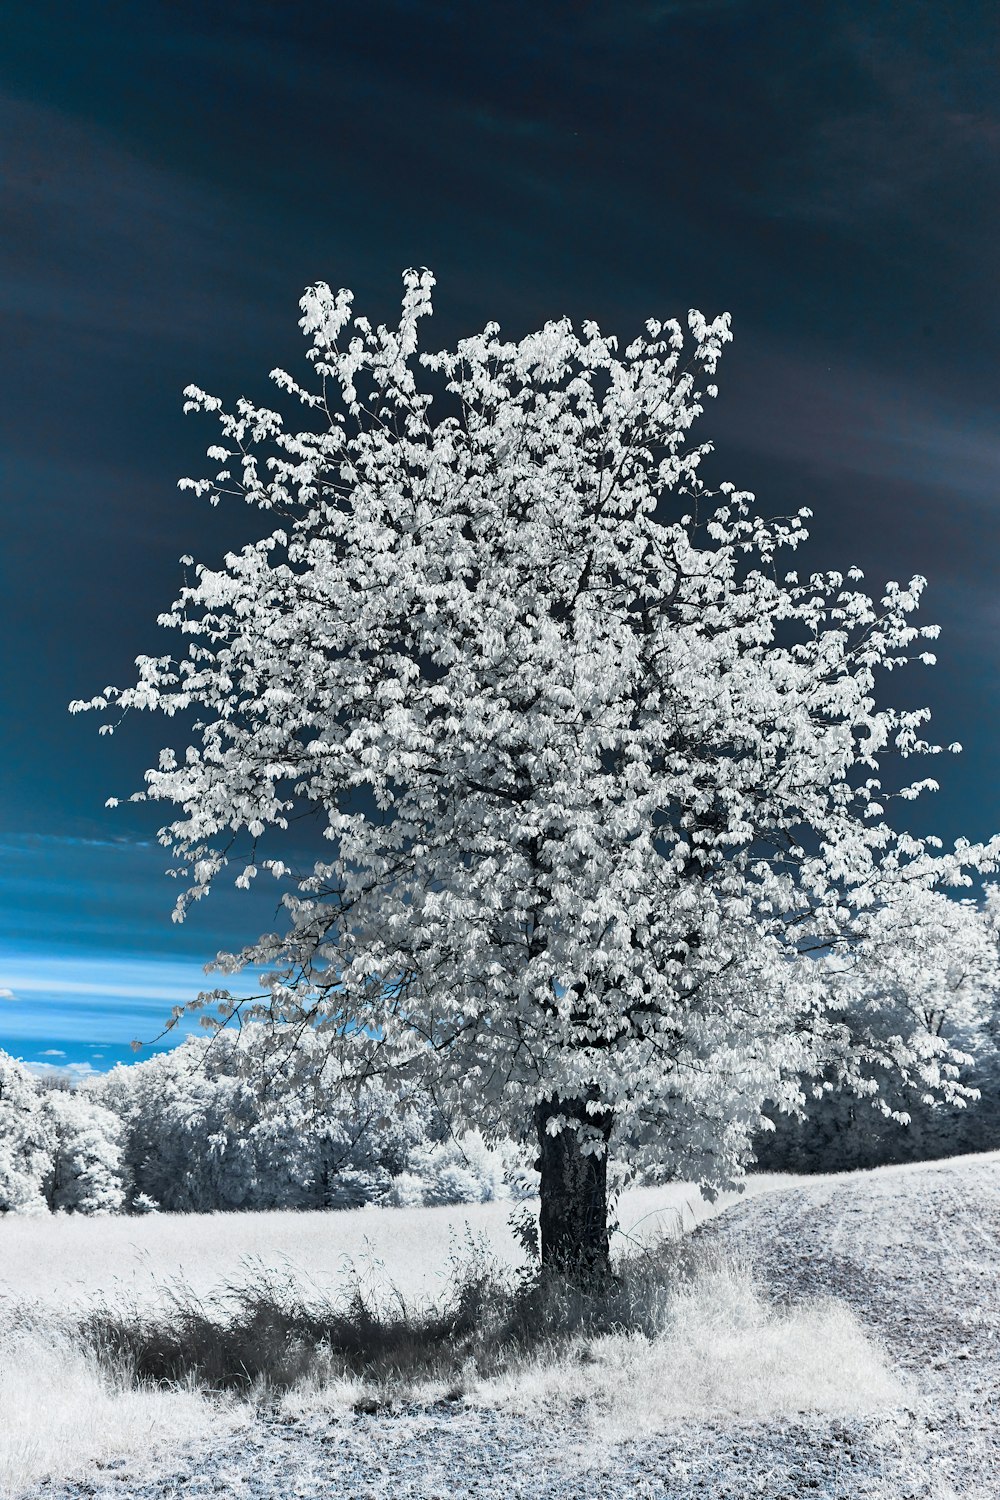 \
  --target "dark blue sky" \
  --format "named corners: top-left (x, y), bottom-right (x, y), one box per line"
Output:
top-left (2, 0), bottom-right (998, 1071)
